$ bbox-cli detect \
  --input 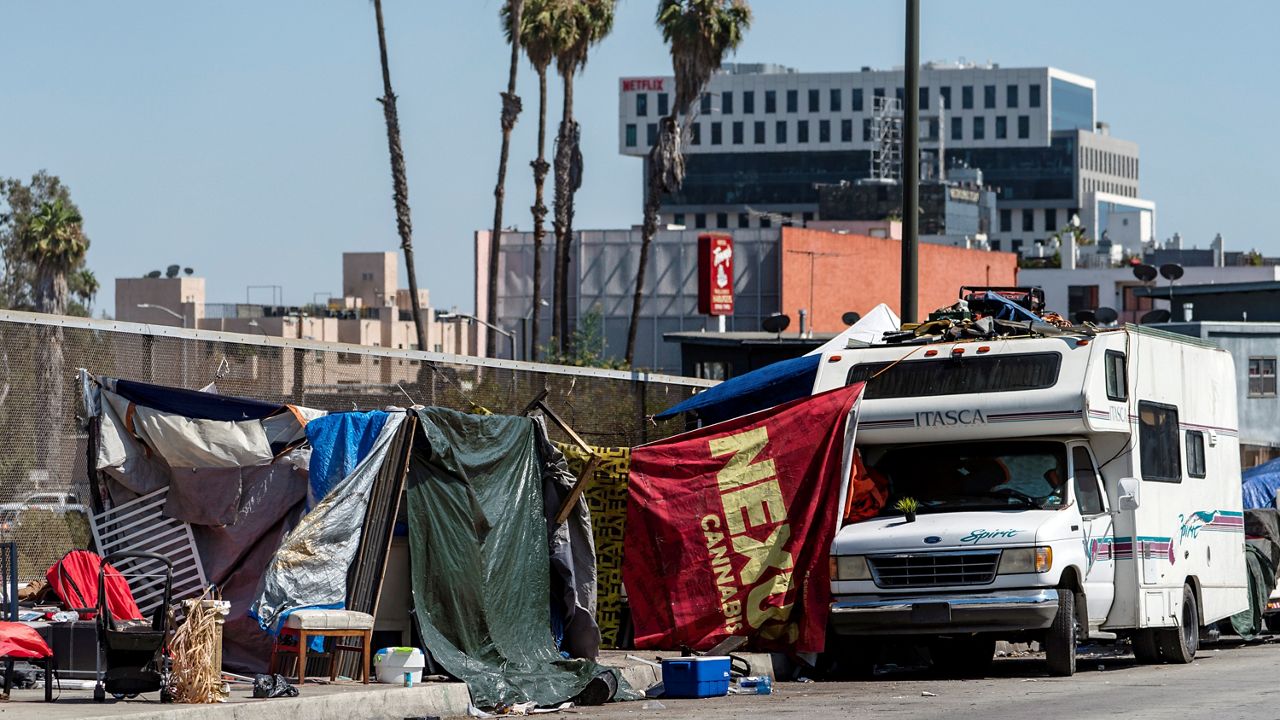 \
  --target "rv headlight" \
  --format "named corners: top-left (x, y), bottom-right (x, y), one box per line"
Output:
top-left (832, 555), bottom-right (872, 581)
top-left (998, 547), bottom-right (1053, 574)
